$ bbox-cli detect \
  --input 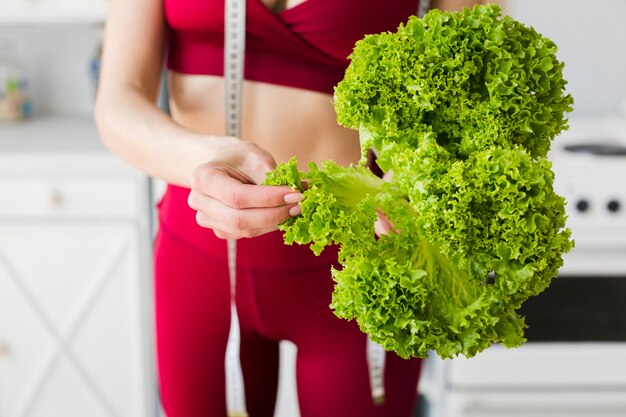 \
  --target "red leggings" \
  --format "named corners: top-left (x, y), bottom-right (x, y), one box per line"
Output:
top-left (154, 185), bottom-right (422, 417)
